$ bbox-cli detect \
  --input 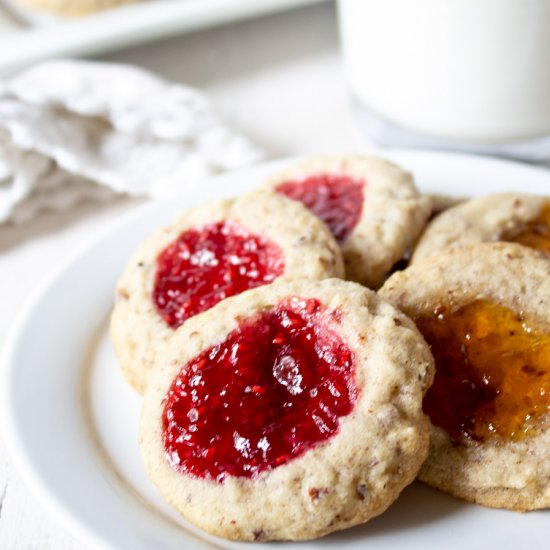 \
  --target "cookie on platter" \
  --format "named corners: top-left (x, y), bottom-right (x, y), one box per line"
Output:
top-left (15, 0), bottom-right (136, 16)
top-left (265, 156), bottom-right (431, 287)
top-left (380, 243), bottom-right (550, 511)
top-left (140, 278), bottom-right (434, 540)
top-left (110, 189), bottom-right (344, 393)
top-left (412, 193), bottom-right (550, 263)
